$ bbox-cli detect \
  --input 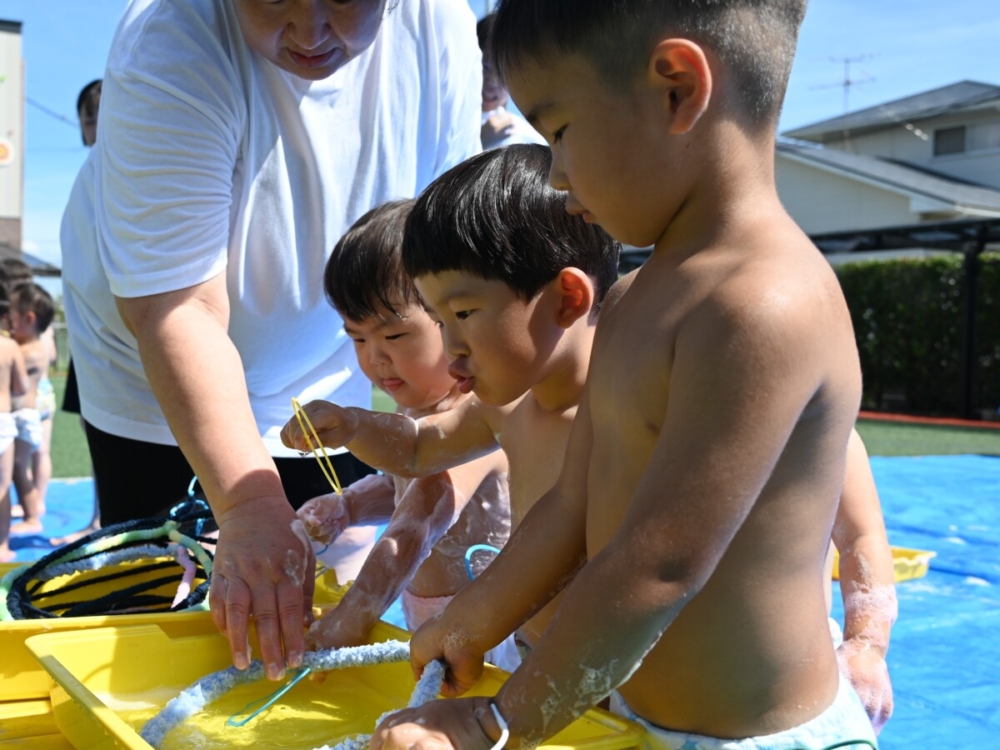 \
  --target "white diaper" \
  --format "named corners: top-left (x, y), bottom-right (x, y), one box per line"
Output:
top-left (0, 412), bottom-right (16, 454)
top-left (13, 408), bottom-right (42, 452)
